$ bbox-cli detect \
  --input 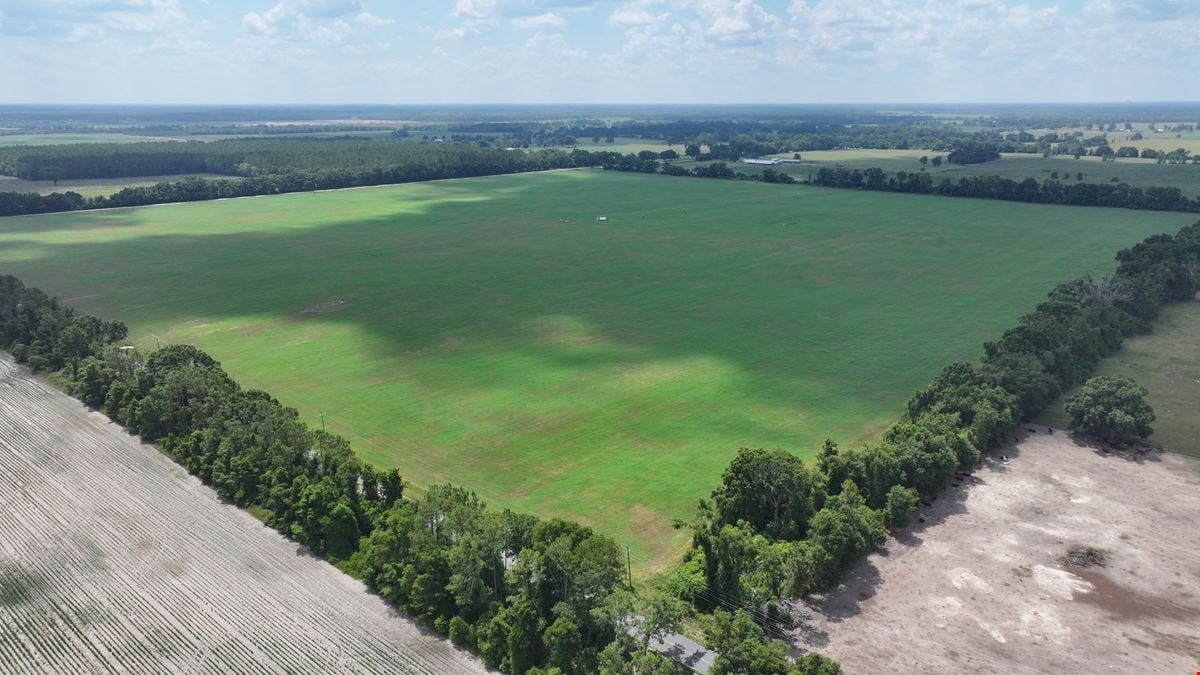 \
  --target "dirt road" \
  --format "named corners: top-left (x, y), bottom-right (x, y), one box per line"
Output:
top-left (0, 353), bottom-right (488, 674)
